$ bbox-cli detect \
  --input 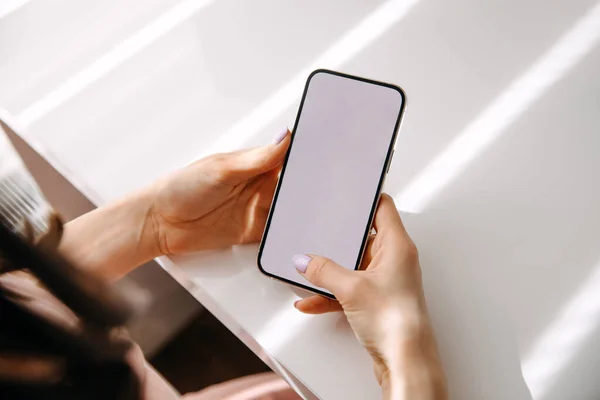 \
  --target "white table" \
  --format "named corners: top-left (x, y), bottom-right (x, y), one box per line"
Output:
top-left (2, 1), bottom-right (600, 399)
